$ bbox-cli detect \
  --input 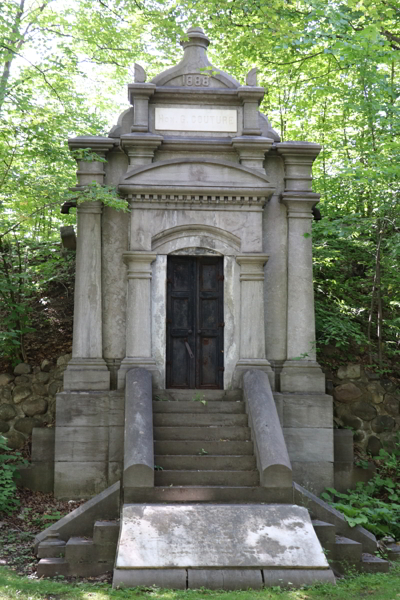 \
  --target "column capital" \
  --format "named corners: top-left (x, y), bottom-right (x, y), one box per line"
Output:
top-left (76, 200), bottom-right (103, 215)
top-left (281, 192), bottom-right (320, 218)
top-left (236, 254), bottom-right (269, 279)
top-left (123, 251), bottom-right (157, 279)
top-left (276, 141), bottom-right (322, 162)
top-left (232, 136), bottom-right (273, 171)
top-left (68, 136), bottom-right (116, 155)
top-left (120, 134), bottom-right (163, 166)
top-left (277, 142), bottom-right (321, 193)
top-left (127, 83), bottom-right (156, 105)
